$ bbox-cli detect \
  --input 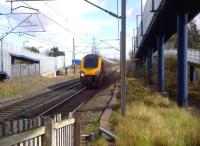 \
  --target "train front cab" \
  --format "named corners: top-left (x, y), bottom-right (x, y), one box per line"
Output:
top-left (80, 54), bottom-right (103, 87)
